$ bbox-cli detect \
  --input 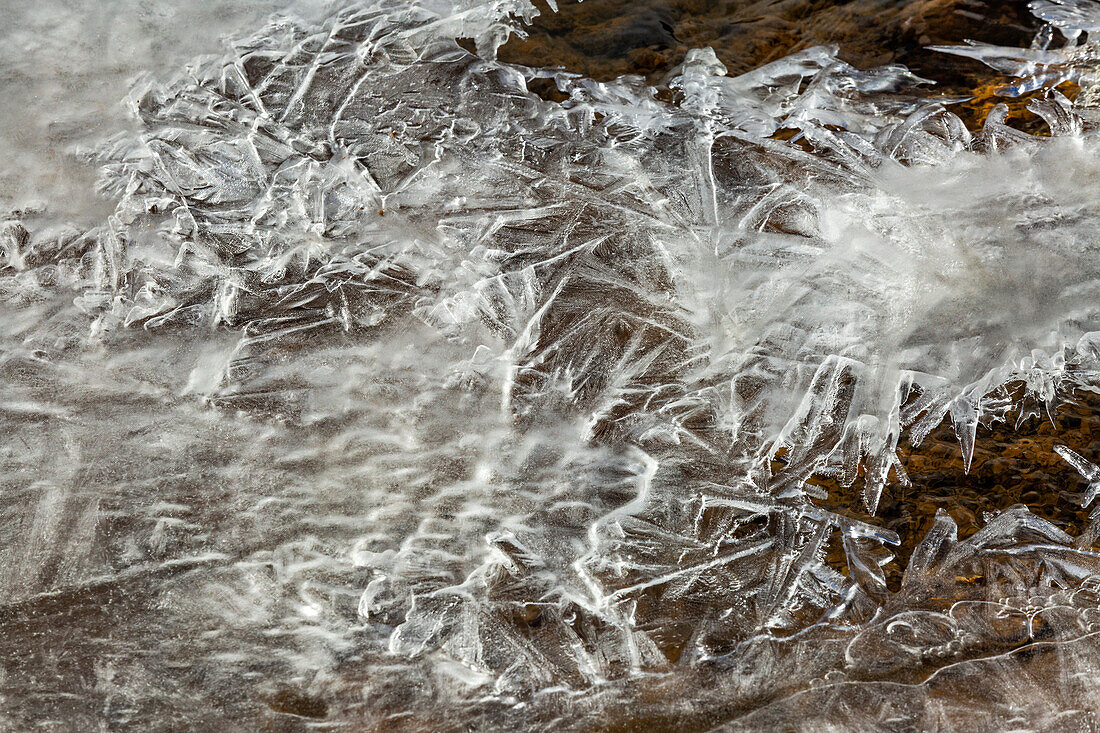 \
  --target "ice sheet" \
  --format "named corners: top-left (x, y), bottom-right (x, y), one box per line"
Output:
top-left (6, 0), bottom-right (1100, 729)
